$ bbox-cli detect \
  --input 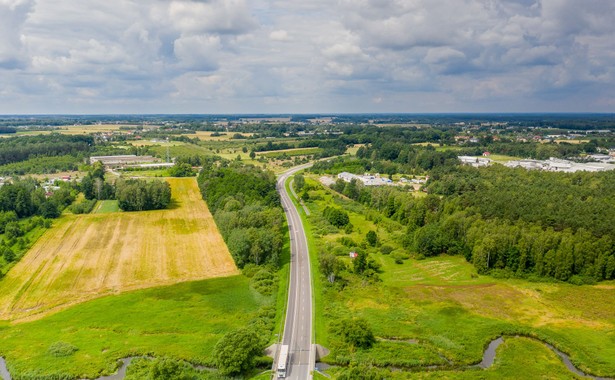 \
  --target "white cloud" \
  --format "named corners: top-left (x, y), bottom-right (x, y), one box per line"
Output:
top-left (174, 34), bottom-right (222, 71)
top-left (0, 0), bottom-right (613, 112)
top-left (168, 0), bottom-right (256, 35)
top-left (0, 0), bottom-right (33, 68)
top-left (269, 30), bottom-right (289, 41)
